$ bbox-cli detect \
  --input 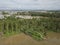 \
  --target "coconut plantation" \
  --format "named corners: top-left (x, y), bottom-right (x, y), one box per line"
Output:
top-left (0, 0), bottom-right (60, 45)
top-left (0, 11), bottom-right (60, 45)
